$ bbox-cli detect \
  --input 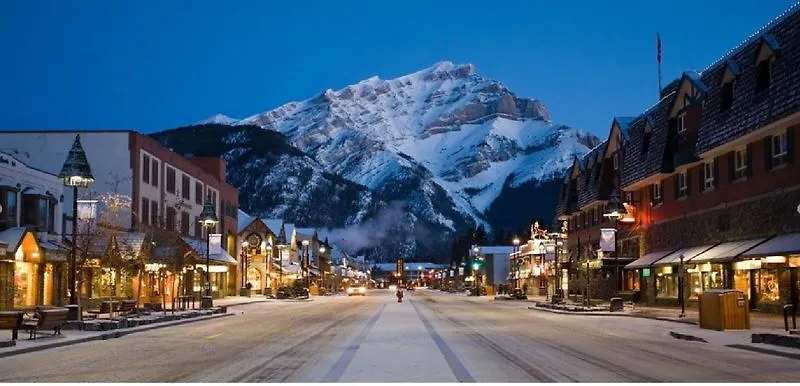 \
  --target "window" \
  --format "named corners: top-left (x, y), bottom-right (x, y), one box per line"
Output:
top-left (141, 198), bottom-right (150, 225)
top-left (195, 182), bottom-right (203, 205)
top-left (142, 154), bottom-right (150, 184)
top-left (772, 131), bottom-right (788, 167)
top-left (0, 190), bottom-right (17, 225)
top-left (181, 211), bottom-right (190, 236)
top-left (650, 182), bottom-right (662, 206)
top-left (755, 58), bottom-right (773, 93)
top-left (194, 217), bottom-right (202, 238)
top-left (151, 201), bottom-right (159, 226)
top-left (166, 207), bottom-right (176, 231)
top-left (166, 167), bottom-right (176, 194)
top-left (47, 201), bottom-right (55, 233)
top-left (625, 192), bottom-right (632, 203)
top-left (182, 175), bottom-right (191, 200)
top-left (734, 147), bottom-right (748, 180)
top-left (151, 160), bottom-right (159, 187)
top-left (720, 80), bottom-right (735, 111)
top-left (703, 162), bottom-right (715, 190)
top-left (677, 172), bottom-right (688, 198)
top-left (613, 152), bottom-right (619, 170)
top-left (677, 113), bottom-right (686, 134)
